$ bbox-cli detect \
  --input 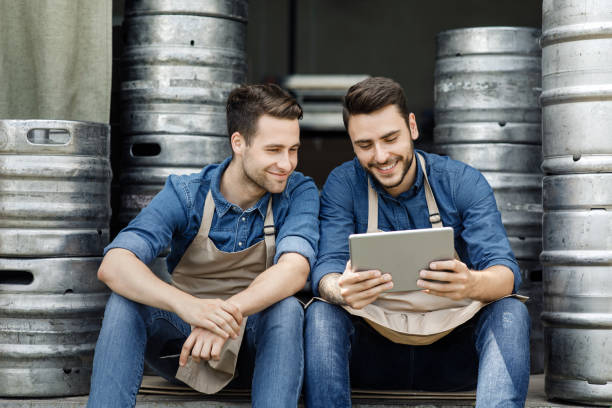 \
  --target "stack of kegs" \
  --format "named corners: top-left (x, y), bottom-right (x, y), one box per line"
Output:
top-left (283, 75), bottom-right (370, 131)
top-left (0, 120), bottom-right (111, 396)
top-left (541, 1), bottom-right (612, 404)
top-left (433, 27), bottom-right (544, 372)
top-left (119, 0), bottom-right (246, 277)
